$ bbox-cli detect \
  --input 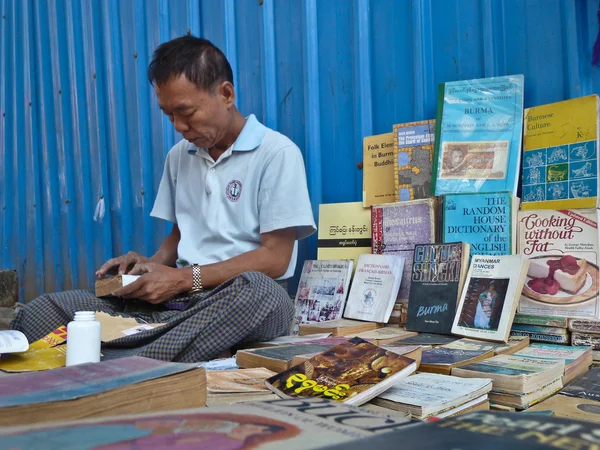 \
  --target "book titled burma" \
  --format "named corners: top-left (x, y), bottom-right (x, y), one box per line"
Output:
top-left (518, 209), bottom-right (600, 319)
top-left (521, 94), bottom-right (600, 210)
top-left (363, 132), bottom-right (396, 207)
top-left (317, 202), bottom-right (371, 271)
top-left (343, 254), bottom-right (405, 323)
top-left (431, 75), bottom-right (525, 196)
top-left (393, 119), bottom-right (436, 202)
top-left (265, 337), bottom-right (417, 406)
top-left (441, 192), bottom-right (519, 256)
top-left (294, 260), bottom-right (353, 325)
top-left (452, 255), bottom-right (529, 343)
top-left (371, 198), bottom-right (437, 305)
top-left (406, 242), bottom-right (470, 334)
